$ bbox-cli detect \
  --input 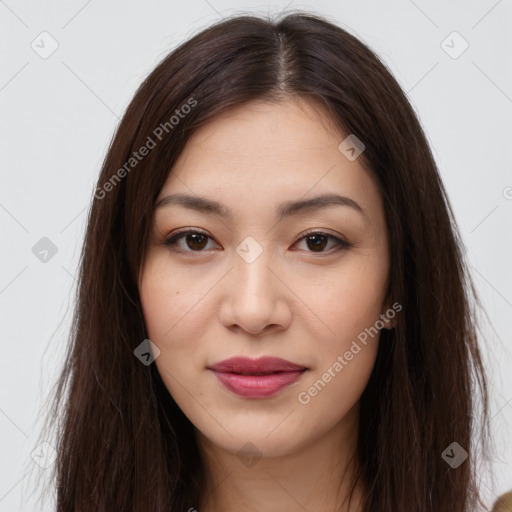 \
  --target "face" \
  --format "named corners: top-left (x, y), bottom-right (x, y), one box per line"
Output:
top-left (139, 97), bottom-right (394, 460)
